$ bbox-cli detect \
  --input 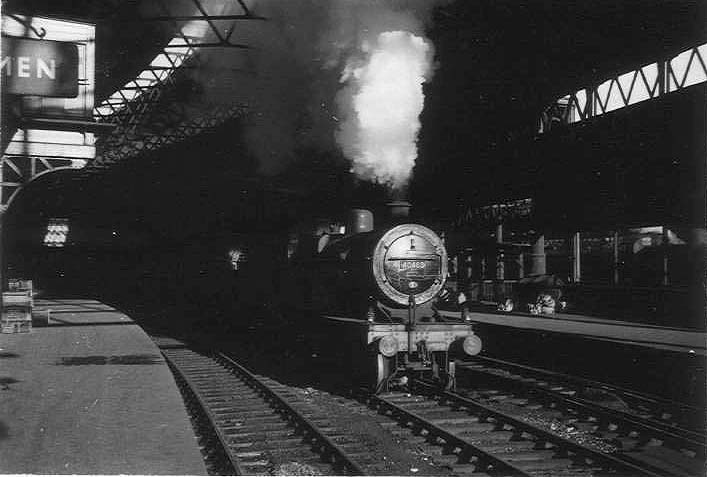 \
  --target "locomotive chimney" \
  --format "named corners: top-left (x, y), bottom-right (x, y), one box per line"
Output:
top-left (347, 208), bottom-right (374, 234)
top-left (387, 200), bottom-right (412, 223)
